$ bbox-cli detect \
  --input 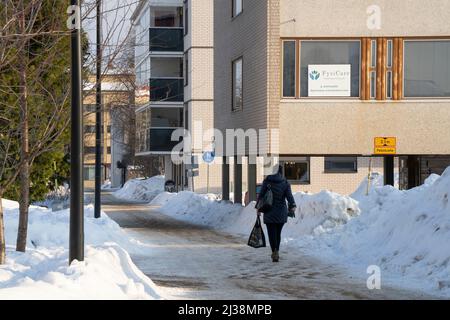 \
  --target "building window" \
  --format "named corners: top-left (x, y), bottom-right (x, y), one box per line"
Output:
top-left (404, 40), bottom-right (450, 98)
top-left (84, 125), bottom-right (96, 134)
top-left (281, 158), bottom-right (310, 184)
top-left (369, 40), bottom-right (377, 99)
top-left (386, 39), bottom-right (393, 99)
top-left (299, 40), bottom-right (361, 97)
top-left (184, 53), bottom-right (189, 86)
top-left (84, 166), bottom-right (95, 181)
top-left (184, 103), bottom-right (189, 131)
top-left (84, 147), bottom-right (97, 154)
top-left (324, 157), bottom-right (357, 173)
top-left (151, 7), bottom-right (183, 28)
top-left (232, 0), bottom-right (243, 17)
top-left (84, 104), bottom-right (97, 113)
top-left (150, 107), bottom-right (183, 128)
top-left (232, 57), bottom-right (243, 111)
top-left (283, 41), bottom-right (296, 97)
top-left (184, 0), bottom-right (188, 36)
